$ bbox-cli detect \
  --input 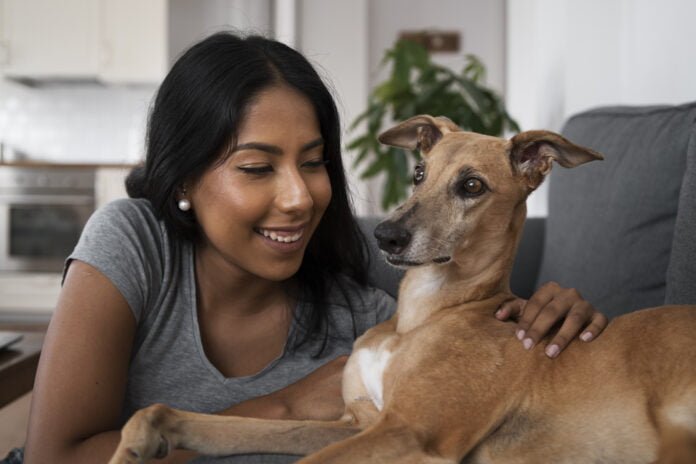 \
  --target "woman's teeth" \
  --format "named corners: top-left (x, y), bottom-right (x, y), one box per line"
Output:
top-left (257, 228), bottom-right (303, 243)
